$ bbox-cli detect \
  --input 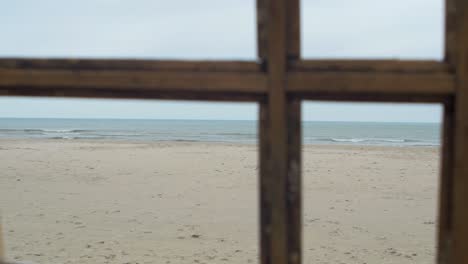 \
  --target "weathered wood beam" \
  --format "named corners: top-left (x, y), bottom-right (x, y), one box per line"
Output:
top-left (257, 0), bottom-right (270, 262)
top-left (286, 0), bottom-right (300, 61)
top-left (259, 101), bottom-right (272, 264)
top-left (450, 0), bottom-right (468, 263)
top-left (286, 6), bottom-right (302, 257)
top-left (0, 58), bottom-right (455, 102)
top-left (261, 0), bottom-right (302, 263)
top-left (258, 0), bottom-right (302, 263)
top-left (257, 0), bottom-right (268, 62)
top-left (445, 0), bottom-right (457, 68)
top-left (266, 0), bottom-right (289, 262)
top-left (0, 59), bottom-right (261, 72)
top-left (288, 60), bottom-right (454, 101)
top-left (290, 60), bottom-right (451, 73)
top-left (438, 101), bottom-right (455, 264)
top-left (0, 70), bottom-right (266, 93)
top-left (286, 99), bottom-right (301, 264)
top-left (0, 60), bottom-right (267, 101)
top-left (258, 0), bottom-right (300, 64)
top-left (287, 70), bottom-right (454, 101)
